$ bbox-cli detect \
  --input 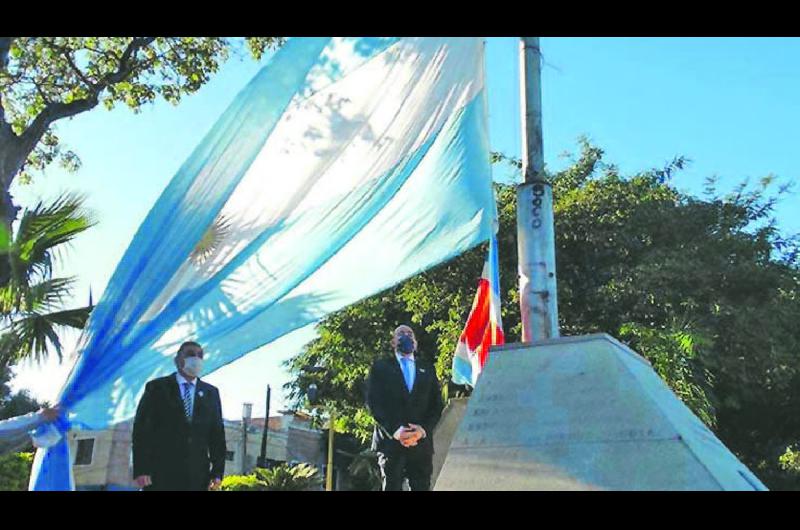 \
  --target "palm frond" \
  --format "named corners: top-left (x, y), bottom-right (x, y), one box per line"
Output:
top-left (0, 331), bottom-right (23, 367)
top-left (11, 193), bottom-right (95, 286)
top-left (0, 194), bottom-right (95, 368)
top-left (24, 277), bottom-right (76, 312)
top-left (0, 305), bottom-right (93, 365)
top-left (0, 223), bottom-right (10, 253)
top-left (0, 277), bottom-right (75, 314)
top-left (0, 314), bottom-right (58, 364)
top-left (0, 284), bottom-right (19, 316)
top-left (44, 306), bottom-right (93, 329)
